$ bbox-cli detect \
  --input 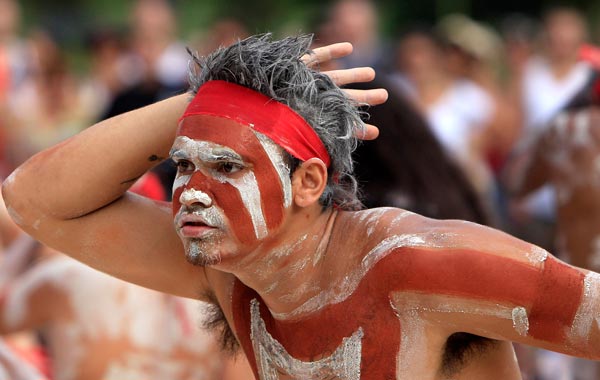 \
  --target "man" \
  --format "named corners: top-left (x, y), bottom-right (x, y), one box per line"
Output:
top-left (3, 34), bottom-right (598, 379)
